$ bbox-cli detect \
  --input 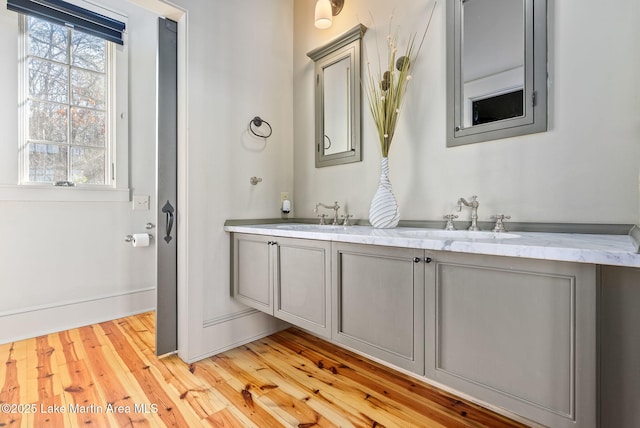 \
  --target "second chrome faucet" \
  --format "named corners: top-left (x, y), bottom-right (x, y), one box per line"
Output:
top-left (315, 201), bottom-right (340, 225)
top-left (457, 195), bottom-right (480, 231)
top-left (455, 196), bottom-right (512, 232)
